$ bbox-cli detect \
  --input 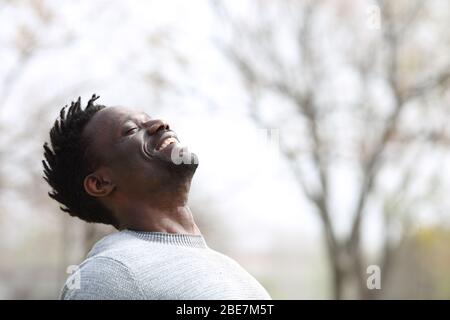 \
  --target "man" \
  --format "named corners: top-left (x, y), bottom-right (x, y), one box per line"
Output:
top-left (42, 94), bottom-right (271, 300)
